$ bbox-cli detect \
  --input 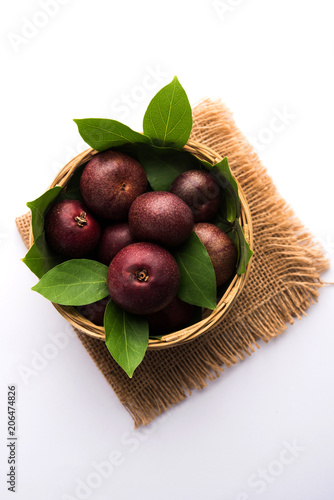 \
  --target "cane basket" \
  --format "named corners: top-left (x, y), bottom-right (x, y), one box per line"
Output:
top-left (28, 140), bottom-right (253, 350)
